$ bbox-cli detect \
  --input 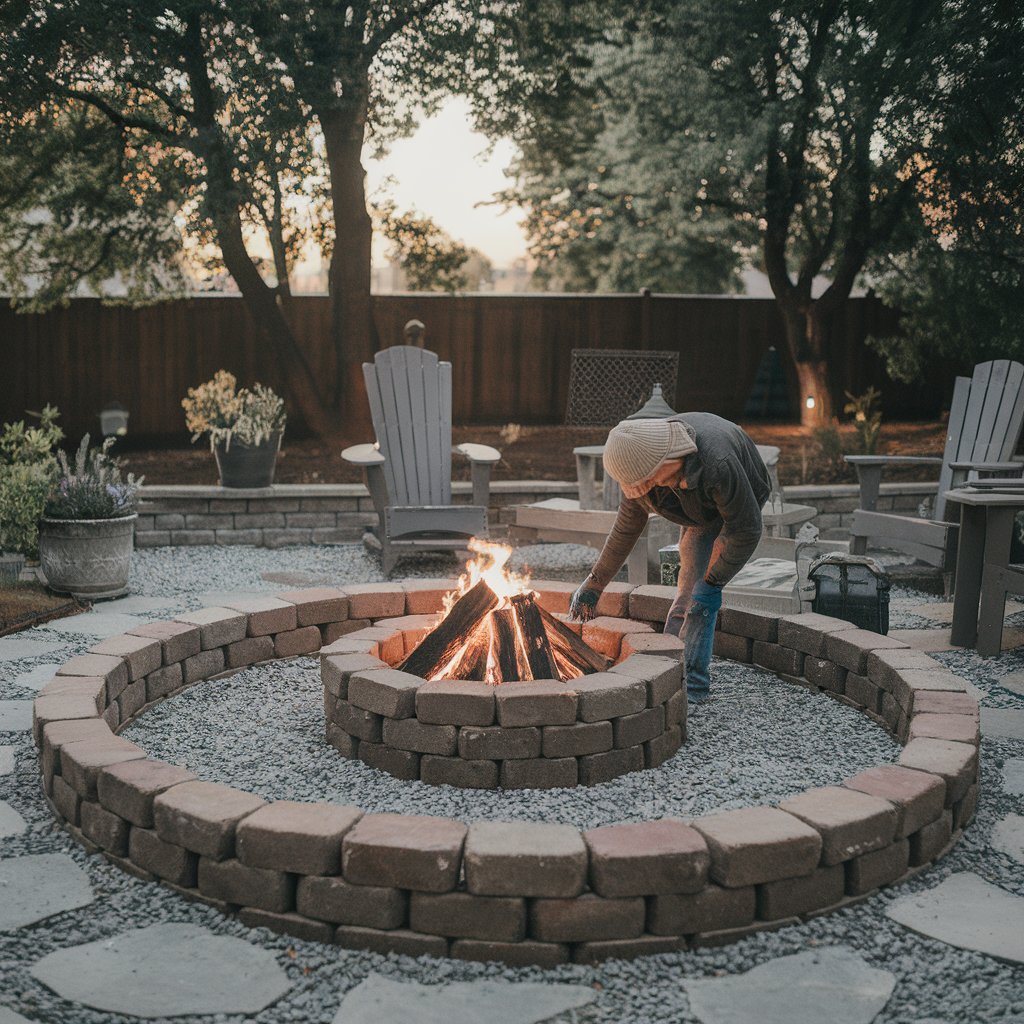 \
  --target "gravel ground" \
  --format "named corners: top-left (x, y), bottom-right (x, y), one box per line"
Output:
top-left (1, 542), bottom-right (1023, 1024)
